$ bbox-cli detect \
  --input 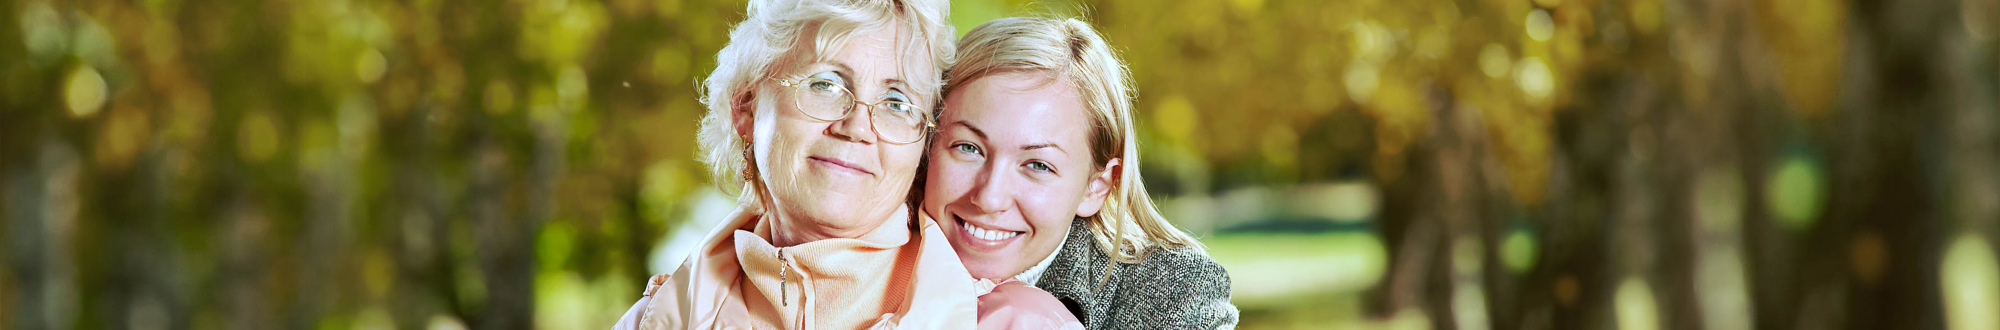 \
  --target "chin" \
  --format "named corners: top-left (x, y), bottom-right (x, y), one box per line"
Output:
top-left (968, 264), bottom-right (1019, 281)
top-left (950, 248), bottom-right (1014, 279)
top-left (779, 184), bottom-right (863, 214)
top-left (797, 202), bottom-right (867, 227)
